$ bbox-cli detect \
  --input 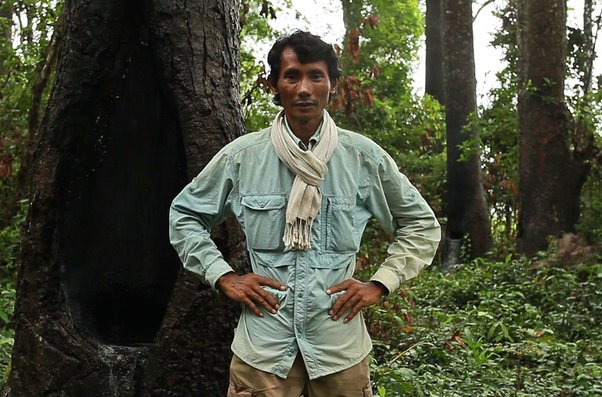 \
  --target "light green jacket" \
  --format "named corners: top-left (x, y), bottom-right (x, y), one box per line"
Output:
top-left (169, 125), bottom-right (441, 379)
